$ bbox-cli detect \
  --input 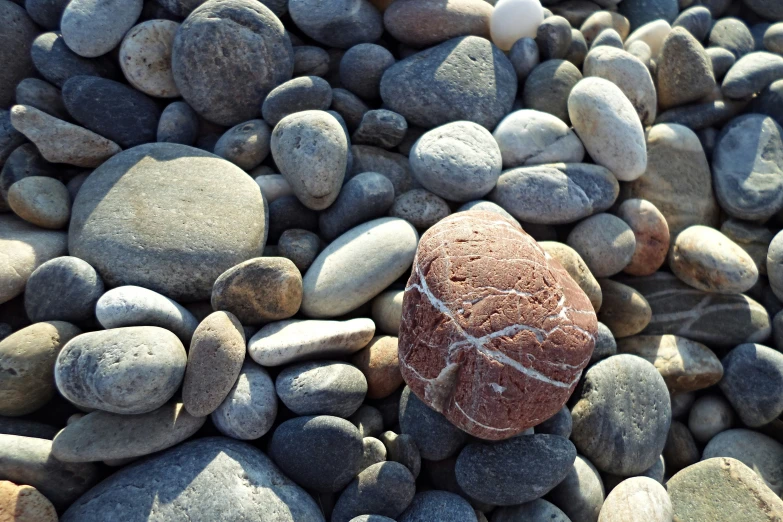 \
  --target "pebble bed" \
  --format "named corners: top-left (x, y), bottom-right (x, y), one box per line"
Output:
top-left (1, 0), bottom-right (783, 520)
